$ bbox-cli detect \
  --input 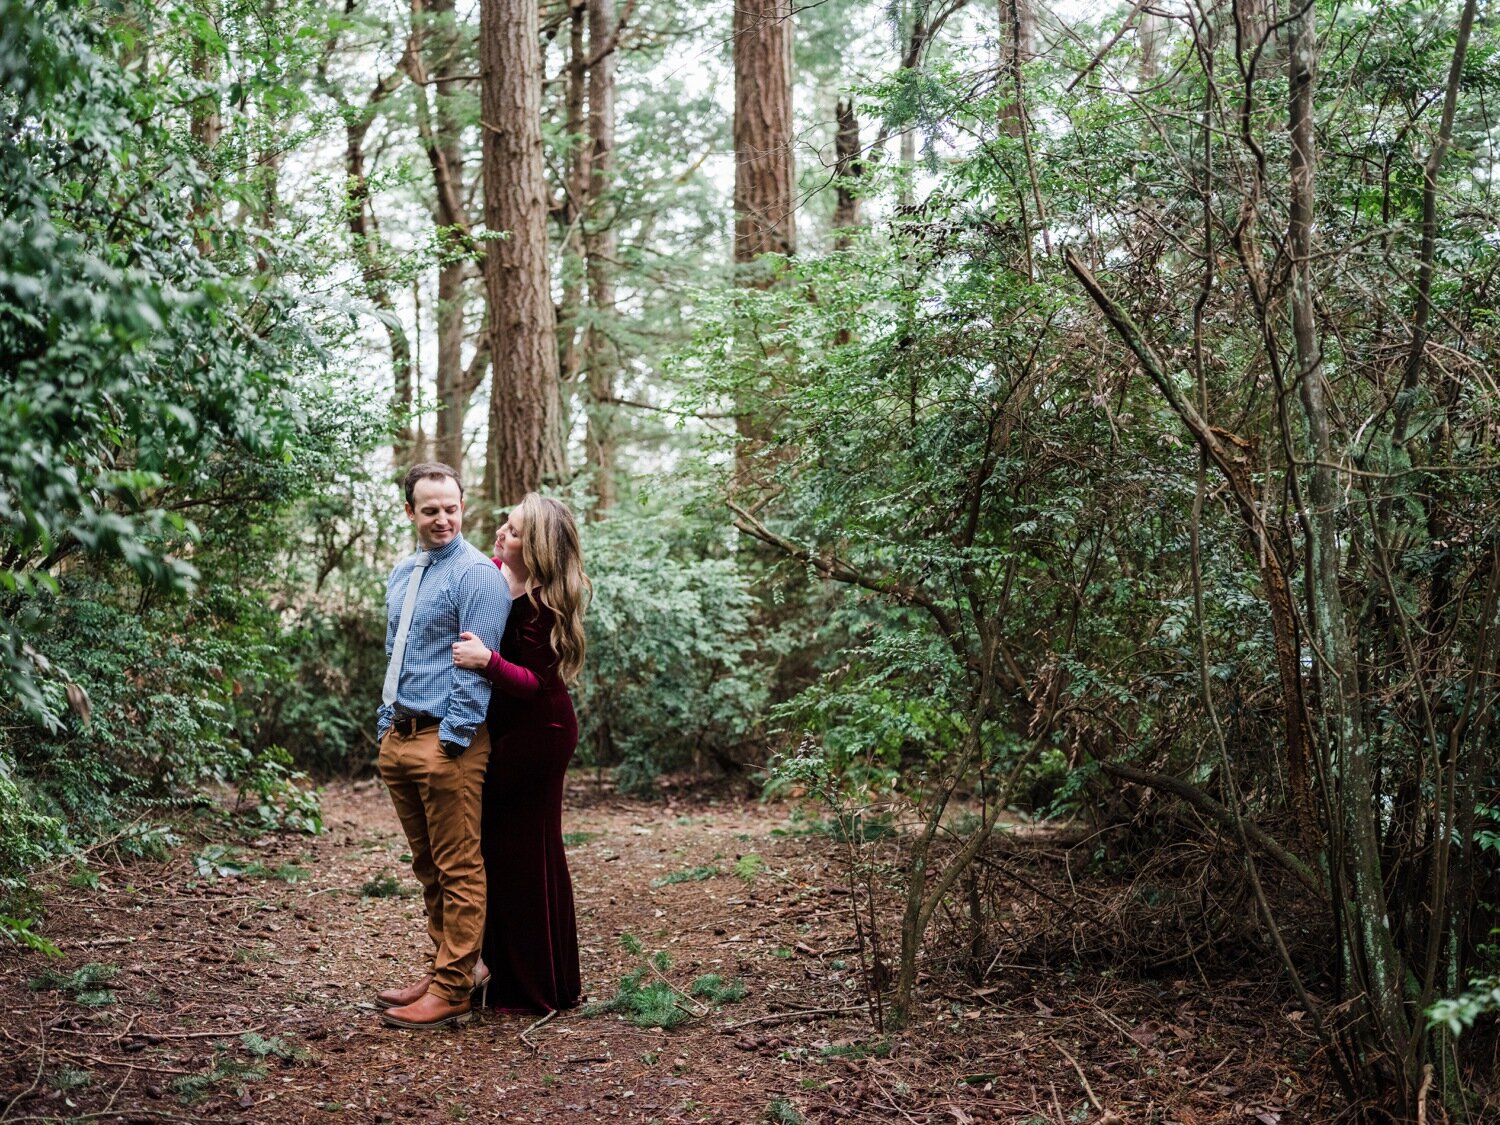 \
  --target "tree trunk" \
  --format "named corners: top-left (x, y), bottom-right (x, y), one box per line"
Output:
top-left (189, 0), bottom-right (221, 251)
top-left (345, 72), bottom-right (414, 464)
top-left (1285, 7), bottom-right (1411, 1089)
top-left (732, 0), bottom-right (795, 271)
top-left (584, 0), bottom-right (620, 515)
top-left (1138, 3), bottom-right (1166, 82)
top-left (732, 0), bottom-right (794, 480)
top-left (418, 0), bottom-right (478, 471)
top-left (480, 0), bottom-right (562, 511)
top-left (996, 0), bottom-right (1032, 138)
top-left (832, 99), bottom-right (862, 250)
top-left (557, 0), bottom-right (588, 387)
